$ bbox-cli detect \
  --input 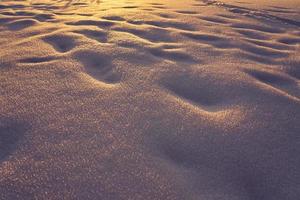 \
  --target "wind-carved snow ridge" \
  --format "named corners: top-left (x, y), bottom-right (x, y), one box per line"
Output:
top-left (200, 0), bottom-right (300, 27)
